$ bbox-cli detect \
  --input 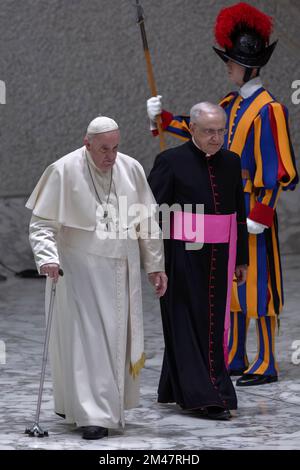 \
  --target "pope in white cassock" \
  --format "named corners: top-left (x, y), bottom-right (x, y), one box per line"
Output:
top-left (26, 116), bottom-right (167, 440)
